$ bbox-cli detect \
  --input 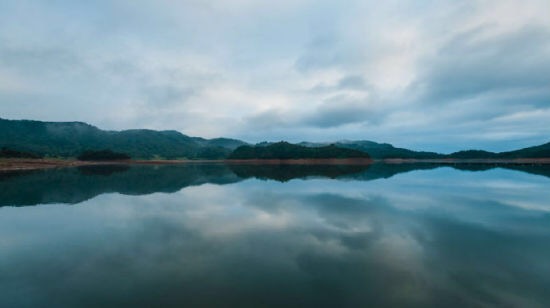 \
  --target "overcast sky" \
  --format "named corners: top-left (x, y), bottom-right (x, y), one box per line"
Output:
top-left (0, 0), bottom-right (549, 152)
